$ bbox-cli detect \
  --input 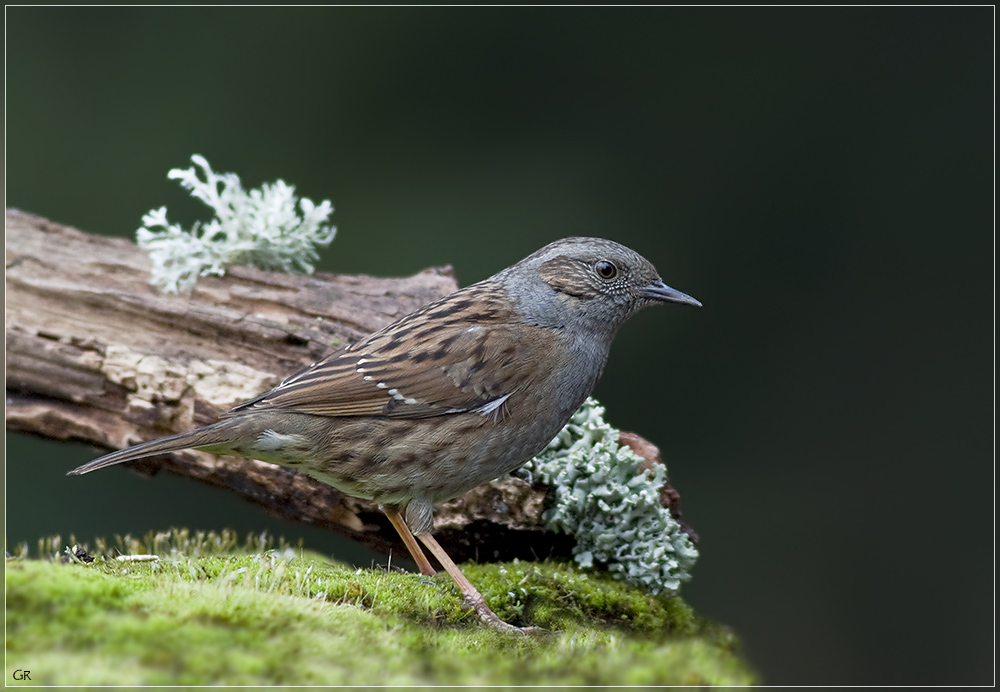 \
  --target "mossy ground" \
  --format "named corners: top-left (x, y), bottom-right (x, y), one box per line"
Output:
top-left (5, 530), bottom-right (756, 686)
